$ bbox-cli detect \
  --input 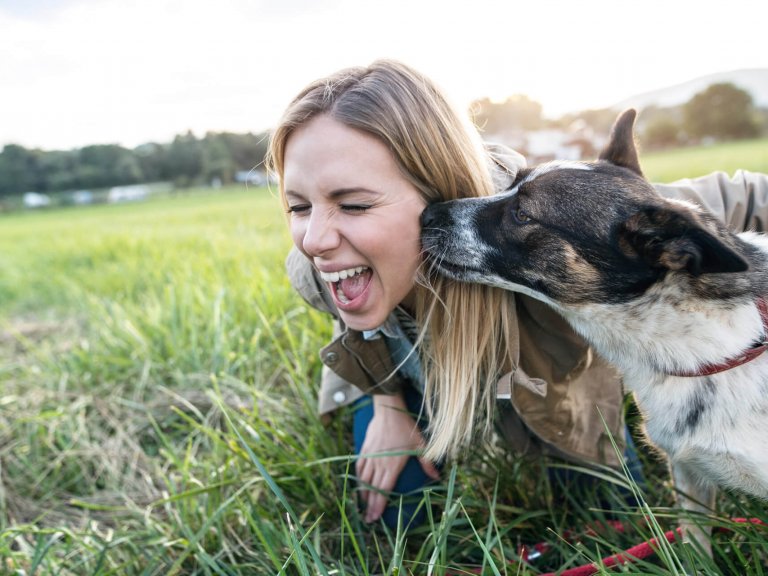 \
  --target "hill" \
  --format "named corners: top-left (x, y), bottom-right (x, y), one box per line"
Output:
top-left (613, 68), bottom-right (768, 111)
